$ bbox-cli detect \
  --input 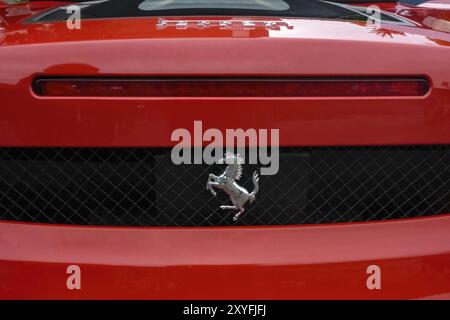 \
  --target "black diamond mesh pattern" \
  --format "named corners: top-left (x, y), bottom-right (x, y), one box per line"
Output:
top-left (0, 146), bottom-right (448, 226)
